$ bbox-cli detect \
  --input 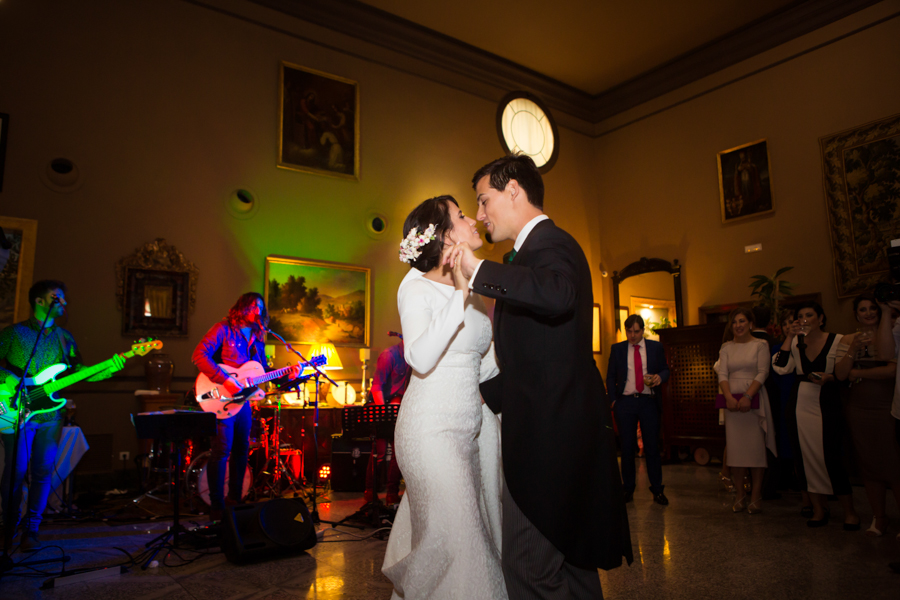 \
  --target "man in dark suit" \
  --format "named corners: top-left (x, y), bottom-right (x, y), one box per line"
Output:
top-left (453, 154), bottom-right (632, 599)
top-left (606, 314), bottom-right (670, 506)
